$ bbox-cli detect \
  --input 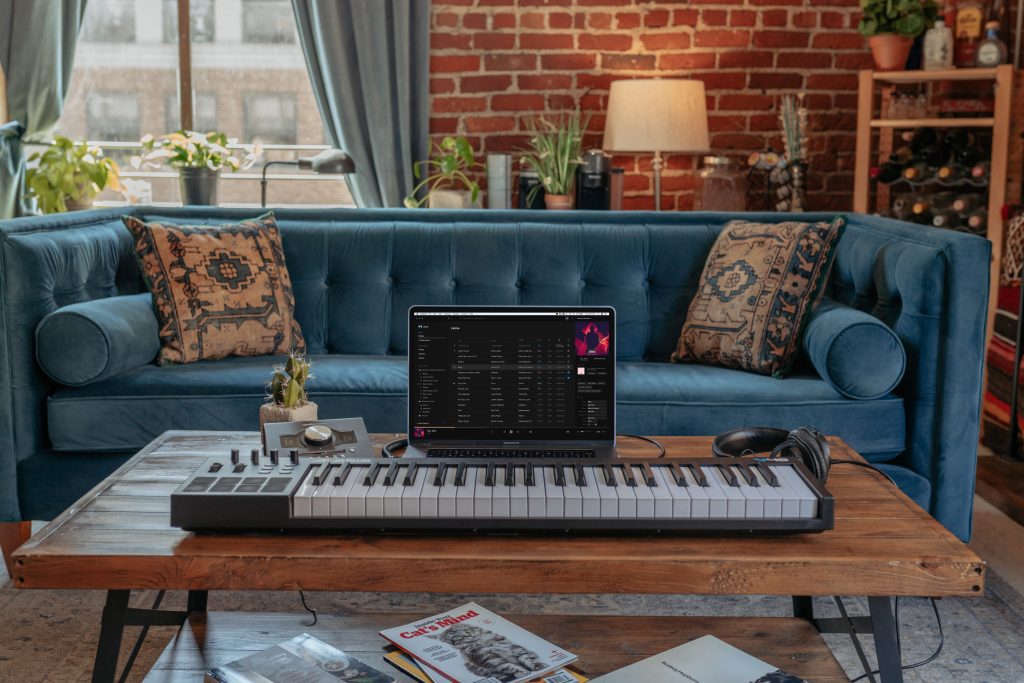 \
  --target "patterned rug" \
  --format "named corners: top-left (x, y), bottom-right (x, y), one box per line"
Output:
top-left (1, 571), bottom-right (1022, 682)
